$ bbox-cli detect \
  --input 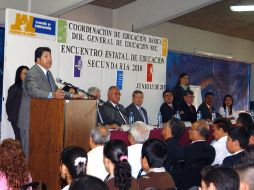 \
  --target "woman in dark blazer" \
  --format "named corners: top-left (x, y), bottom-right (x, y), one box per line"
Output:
top-left (6, 65), bottom-right (29, 140)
